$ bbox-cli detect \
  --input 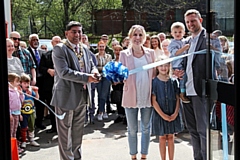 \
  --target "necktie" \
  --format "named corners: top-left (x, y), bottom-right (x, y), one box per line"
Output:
top-left (34, 49), bottom-right (40, 65)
